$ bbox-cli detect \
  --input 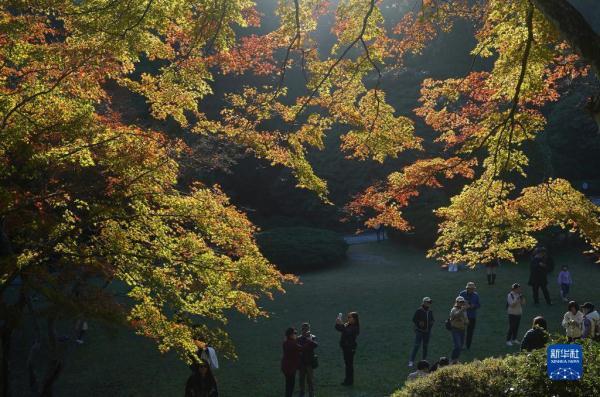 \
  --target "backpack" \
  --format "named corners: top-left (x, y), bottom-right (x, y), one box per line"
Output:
top-left (593, 317), bottom-right (600, 339)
